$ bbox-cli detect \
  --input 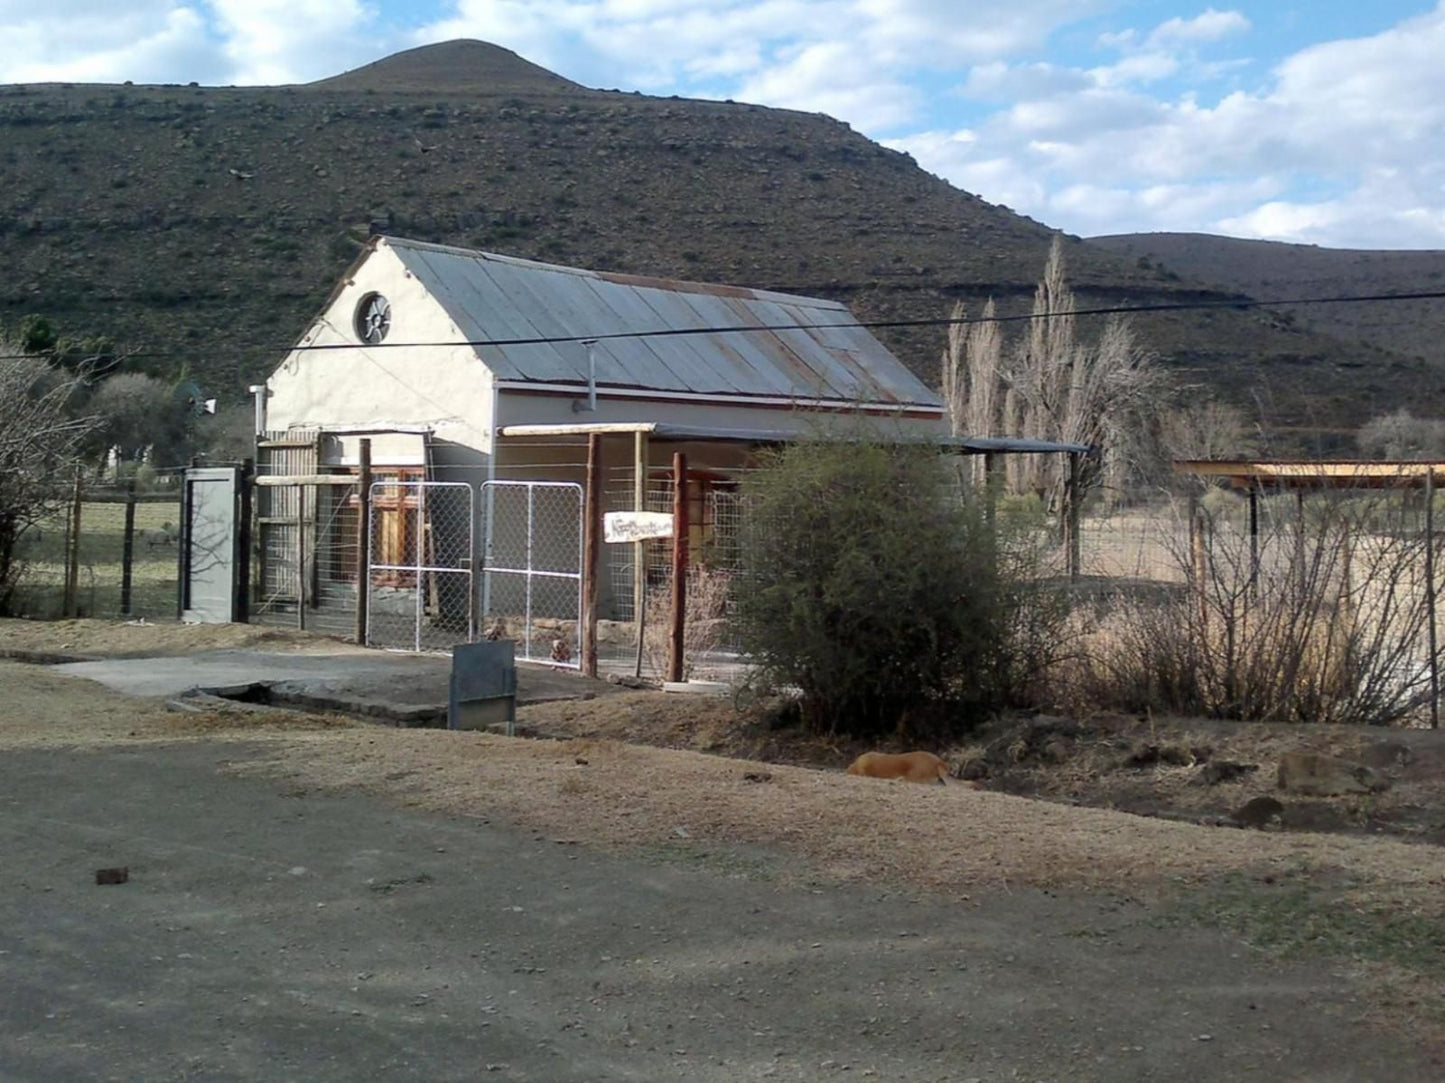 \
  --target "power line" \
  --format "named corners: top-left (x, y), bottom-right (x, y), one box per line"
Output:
top-left (3, 287), bottom-right (1445, 363)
